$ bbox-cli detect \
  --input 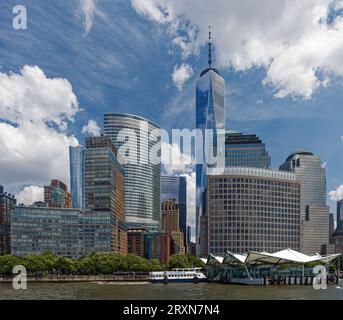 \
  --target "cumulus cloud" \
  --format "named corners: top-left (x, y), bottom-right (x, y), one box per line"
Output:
top-left (16, 185), bottom-right (44, 205)
top-left (131, 0), bottom-right (343, 99)
top-left (161, 142), bottom-right (194, 175)
top-left (172, 63), bottom-right (193, 90)
top-left (0, 65), bottom-right (79, 191)
top-left (329, 185), bottom-right (343, 201)
top-left (82, 119), bottom-right (101, 136)
top-left (78, 0), bottom-right (103, 35)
